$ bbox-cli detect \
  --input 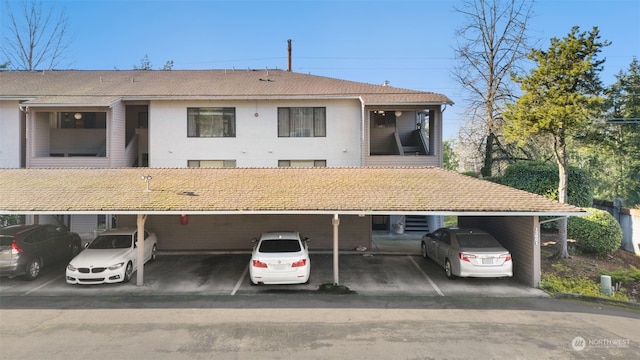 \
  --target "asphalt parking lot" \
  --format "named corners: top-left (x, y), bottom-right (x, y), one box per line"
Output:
top-left (0, 251), bottom-right (546, 298)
